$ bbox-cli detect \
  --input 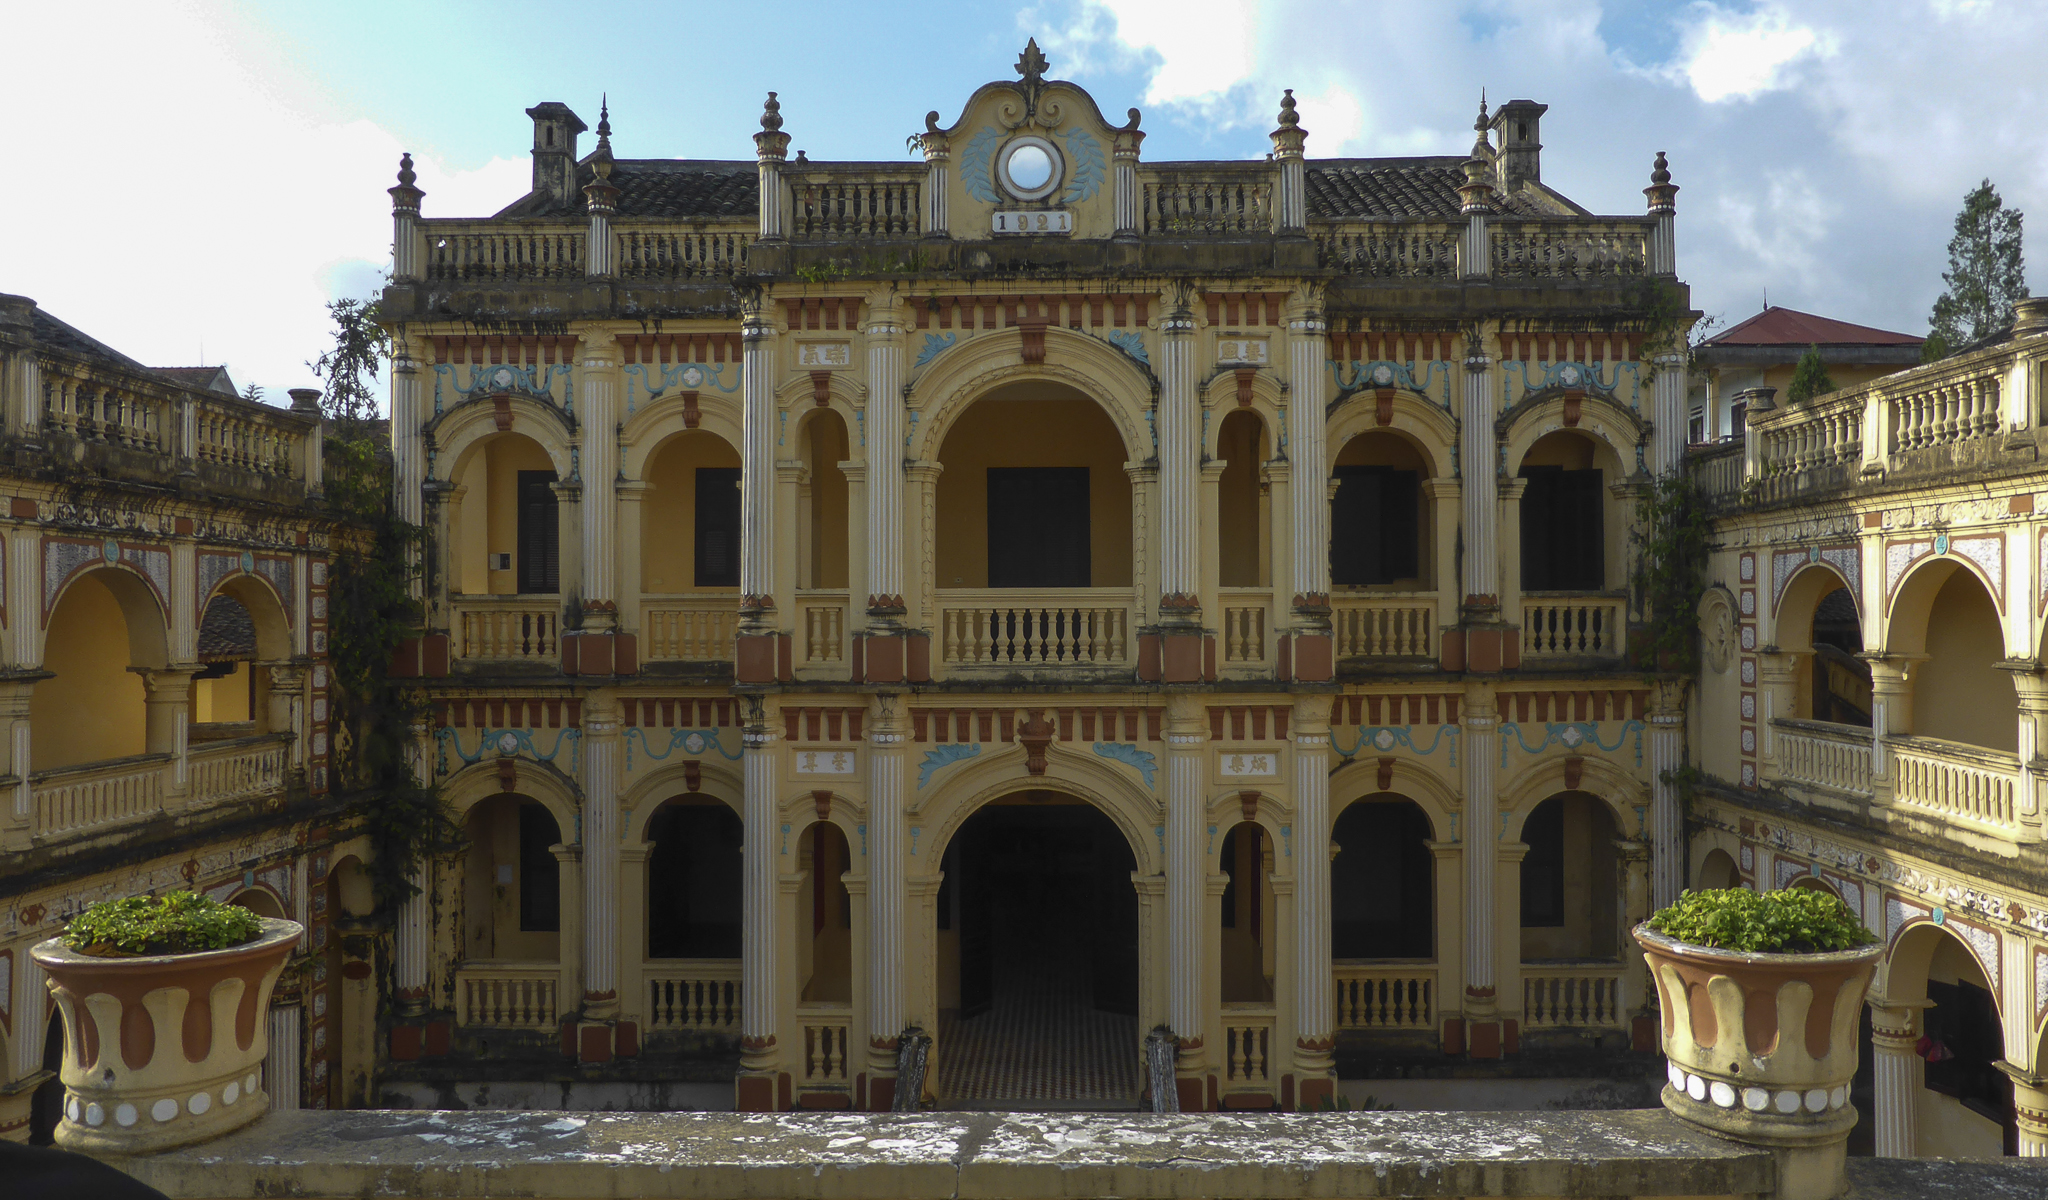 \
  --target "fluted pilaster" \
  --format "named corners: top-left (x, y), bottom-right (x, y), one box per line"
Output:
top-left (741, 720), bottom-right (780, 1042)
top-left (1165, 699), bottom-right (1207, 1042)
top-left (1158, 299), bottom-right (1200, 605)
top-left (391, 350), bottom-right (425, 530)
top-left (1462, 687), bottom-right (1497, 1003)
top-left (1461, 343), bottom-right (1497, 601)
top-left (867, 698), bottom-right (908, 1076)
top-left (1287, 306), bottom-right (1329, 604)
top-left (1870, 1007), bottom-right (1921, 1158)
top-left (865, 307), bottom-right (905, 609)
top-left (1649, 687), bottom-right (1685, 910)
top-left (741, 311), bottom-right (778, 613)
top-left (579, 332), bottom-right (620, 611)
top-left (1292, 697), bottom-right (1334, 1061)
top-left (581, 702), bottom-right (621, 1011)
top-left (265, 1005), bottom-right (301, 1111)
